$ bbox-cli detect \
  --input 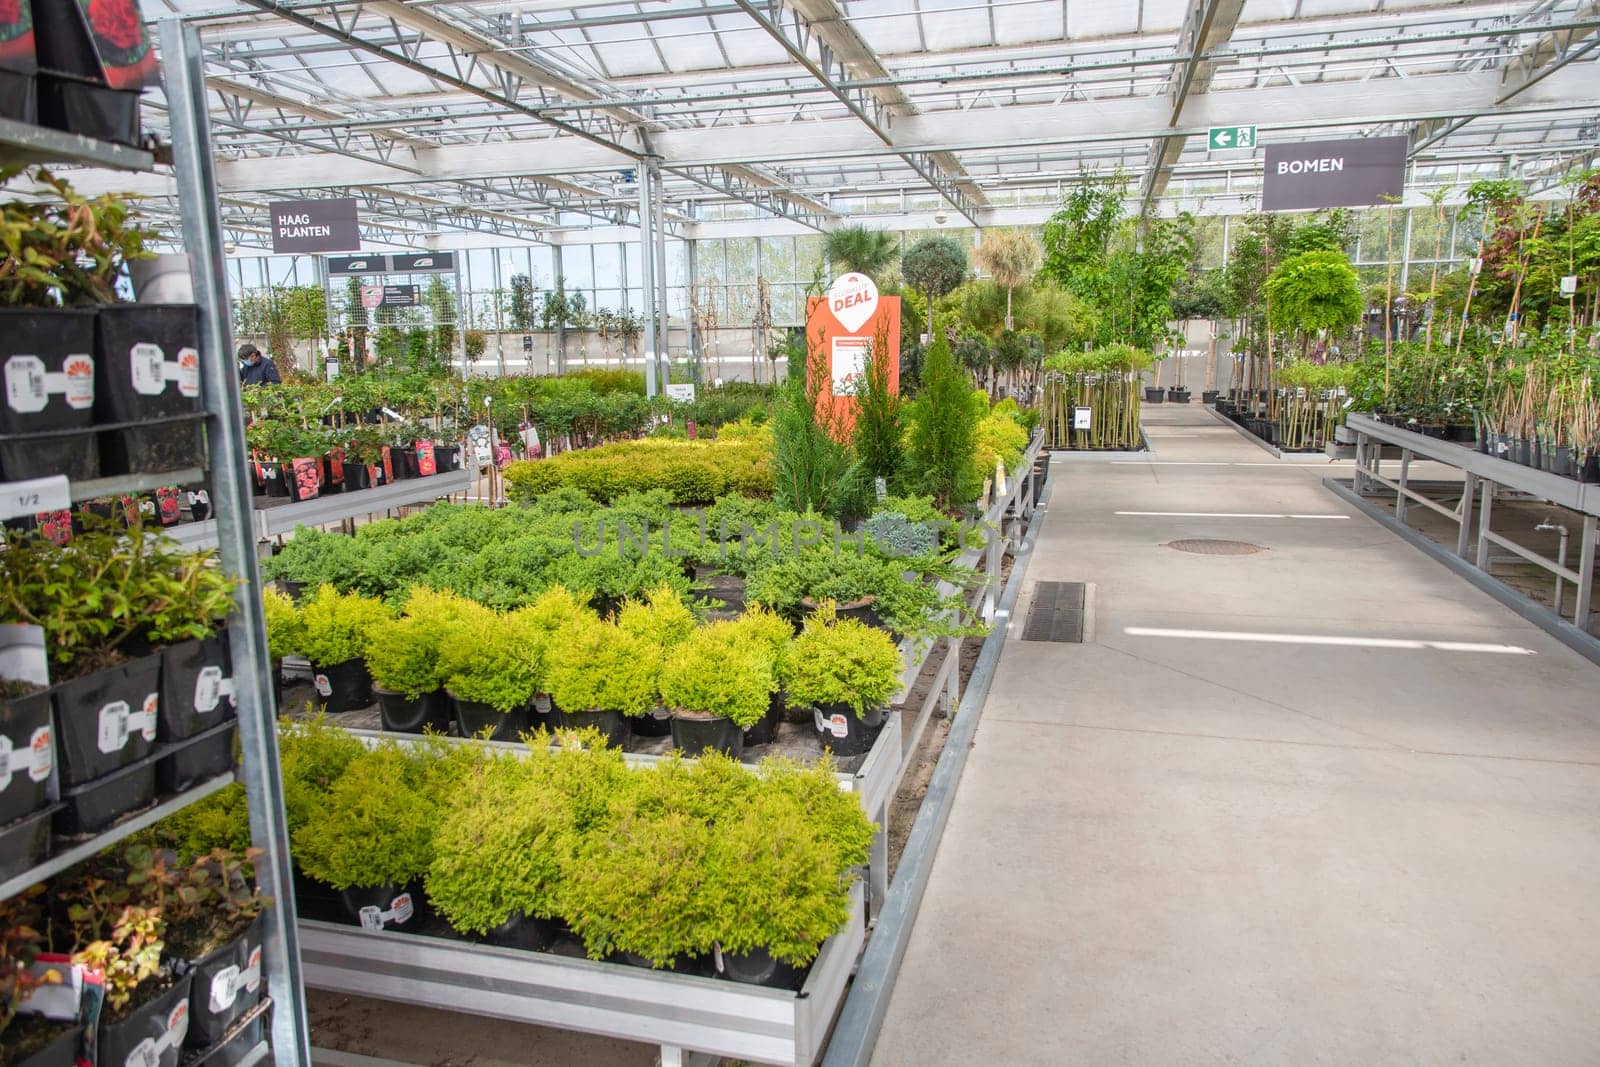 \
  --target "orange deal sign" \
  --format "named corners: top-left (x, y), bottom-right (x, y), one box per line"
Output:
top-left (806, 272), bottom-right (900, 436)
